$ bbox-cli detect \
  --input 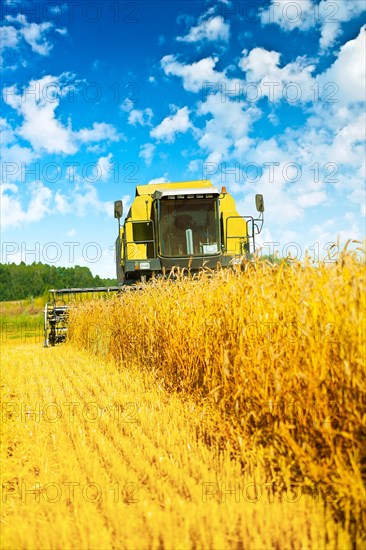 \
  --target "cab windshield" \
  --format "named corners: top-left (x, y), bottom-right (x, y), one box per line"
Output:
top-left (158, 197), bottom-right (220, 257)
